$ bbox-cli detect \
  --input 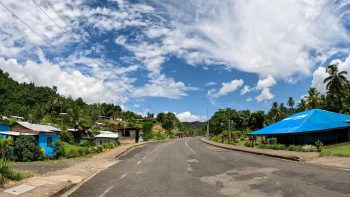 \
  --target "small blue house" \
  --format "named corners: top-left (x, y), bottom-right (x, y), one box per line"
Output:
top-left (250, 109), bottom-right (350, 145)
top-left (11, 122), bottom-right (61, 156)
